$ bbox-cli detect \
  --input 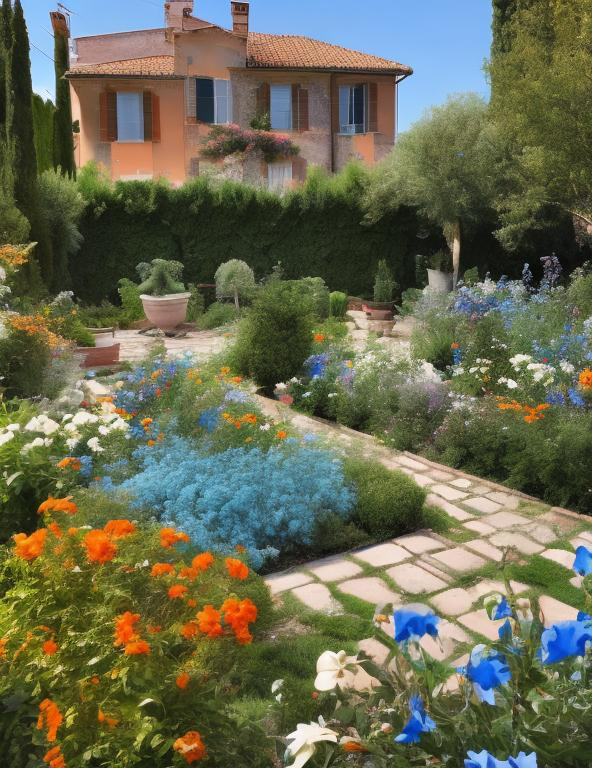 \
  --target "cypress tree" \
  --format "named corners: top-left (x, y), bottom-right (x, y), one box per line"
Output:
top-left (53, 26), bottom-right (74, 177)
top-left (33, 93), bottom-right (55, 173)
top-left (9, 0), bottom-right (52, 285)
top-left (0, 0), bottom-right (13, 187)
